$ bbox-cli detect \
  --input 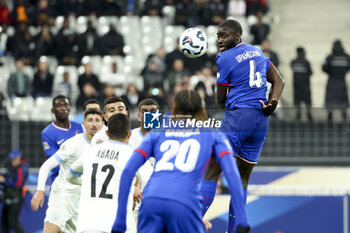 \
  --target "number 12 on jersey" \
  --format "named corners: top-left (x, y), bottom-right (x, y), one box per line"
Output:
top-left (249, 60), bottom-right (264, 88)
